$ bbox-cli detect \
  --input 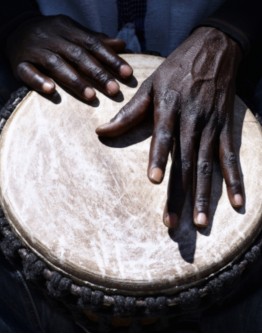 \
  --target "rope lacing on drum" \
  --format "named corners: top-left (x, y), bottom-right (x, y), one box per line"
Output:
top-left (0, 177), bottom-right (262, 317)
top-left (0, 86), bottom-right (29, 121)
top-left (21, 252), bottom-right (46, 281)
